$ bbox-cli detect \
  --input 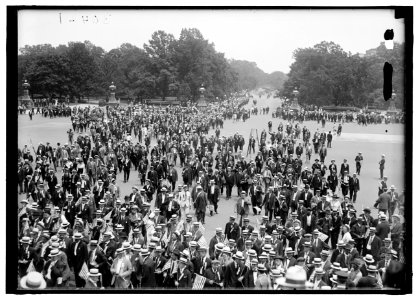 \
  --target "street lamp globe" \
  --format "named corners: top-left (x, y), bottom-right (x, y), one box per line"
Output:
top-left (109, 82), bottom-right (116, 92)
top-left (292, 87), bottom-right (299, 98)
top-left (22, 79), bottom-right (30, 90)
top-left (199, 84), bottom-right (206, 94)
